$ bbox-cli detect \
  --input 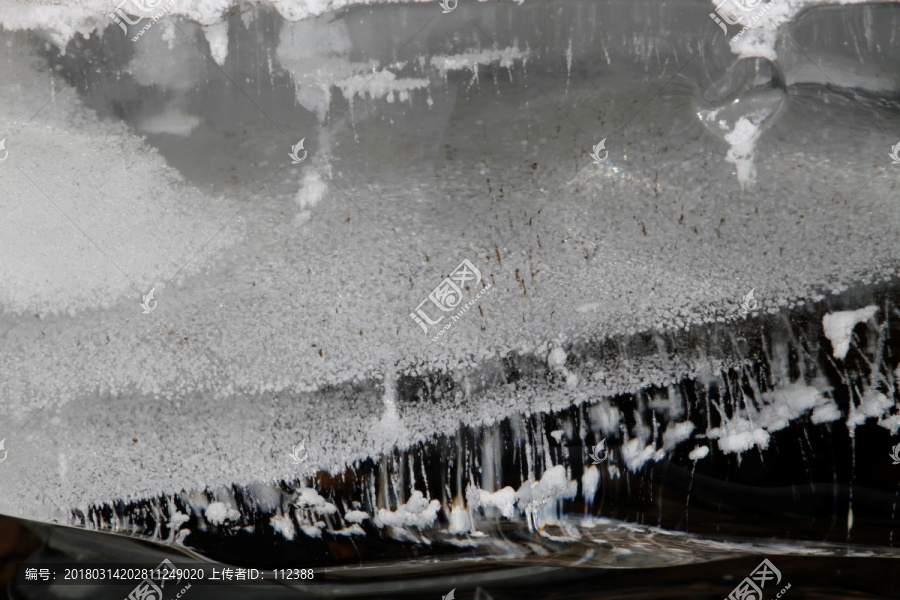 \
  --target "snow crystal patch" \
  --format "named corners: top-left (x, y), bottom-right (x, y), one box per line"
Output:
top-left (860, 391), bottom-right (893, 419)
top-left (331, 524), bottom-right (366, 536)
top-left (823, 305), bottom-right (878, 360)
top-left (292, 488), bottom-right (338, 514)
top-left (204, 501), bottom-right (239, 525)
top-left (430, 47), bottom-right (529, 82)
top-left (167, 511), bottom-right (190, 533)
top-left (344, 509), bottom-right (369, 523)
top-left (757, 384), bottom-right (822, 431)
top-left (466, 466), bottom-right (578, 522)
top-left (293, 170), bottom-right (330, 225)
top-left (368, 373), bottom-right (412, 451)
top-left (811, 401), bottom-right (842, 425)
top-left (662, 421), bottom-right (695, 450)
top-left (299, 522), bottom-right (325, 538)
top-left (581, 466), bottom-right (600, 503)
top-left (720, 0), bottom-right (879, 62)
top-left (724, 116), bottom-right (763, 190)
top-left (589, 402), bottom-right (623, 437)
top-left (270, 514), bottom-right (295, 540)
top-left (335, 69), bottom-right (429, 104)
top-left (847, 391), bottom-right (895, 435)
top-left (547, 347), bottom-right (567, 368)
top-left (689, 446), bottom-right (709, 461)
top-left (621, 438), bottom-right (660, 471)
top-left (447, 503), bottom-right (472, 534)
top-left (203, 21), bottom-right (229, 66)
top-left (879, 414), bottom-right (900, 435)
top-left (373, 490), bottom-right (440, 528)
top-left (707, 418), bottom-right (770, 454)
top-left (467, 485), bottom-right (517, 519)
top-left (516, 465), bottom-right (578, 516)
